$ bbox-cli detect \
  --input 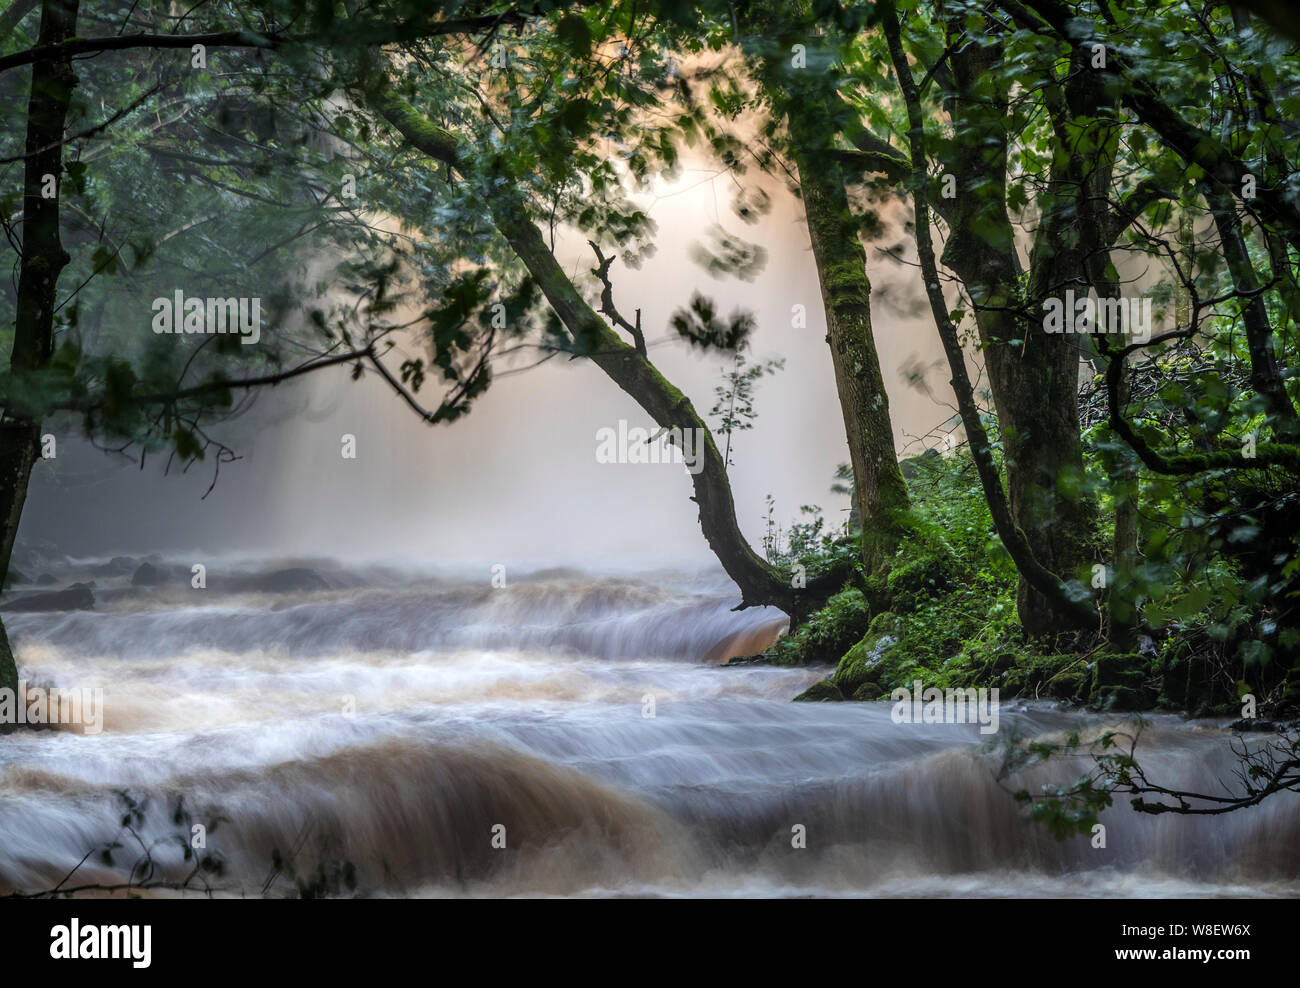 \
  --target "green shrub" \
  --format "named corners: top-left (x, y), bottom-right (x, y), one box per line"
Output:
top-left (770, 588), bottom-right (871, 666)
